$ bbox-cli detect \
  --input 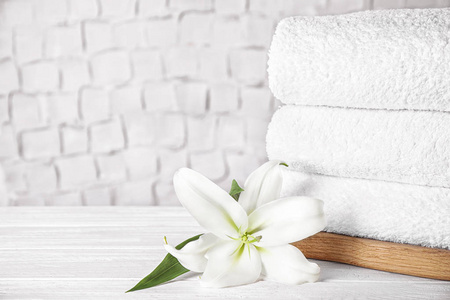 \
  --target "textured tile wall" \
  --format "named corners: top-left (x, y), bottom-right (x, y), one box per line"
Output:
top-left (0, 0), bottom-right (448, 206)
